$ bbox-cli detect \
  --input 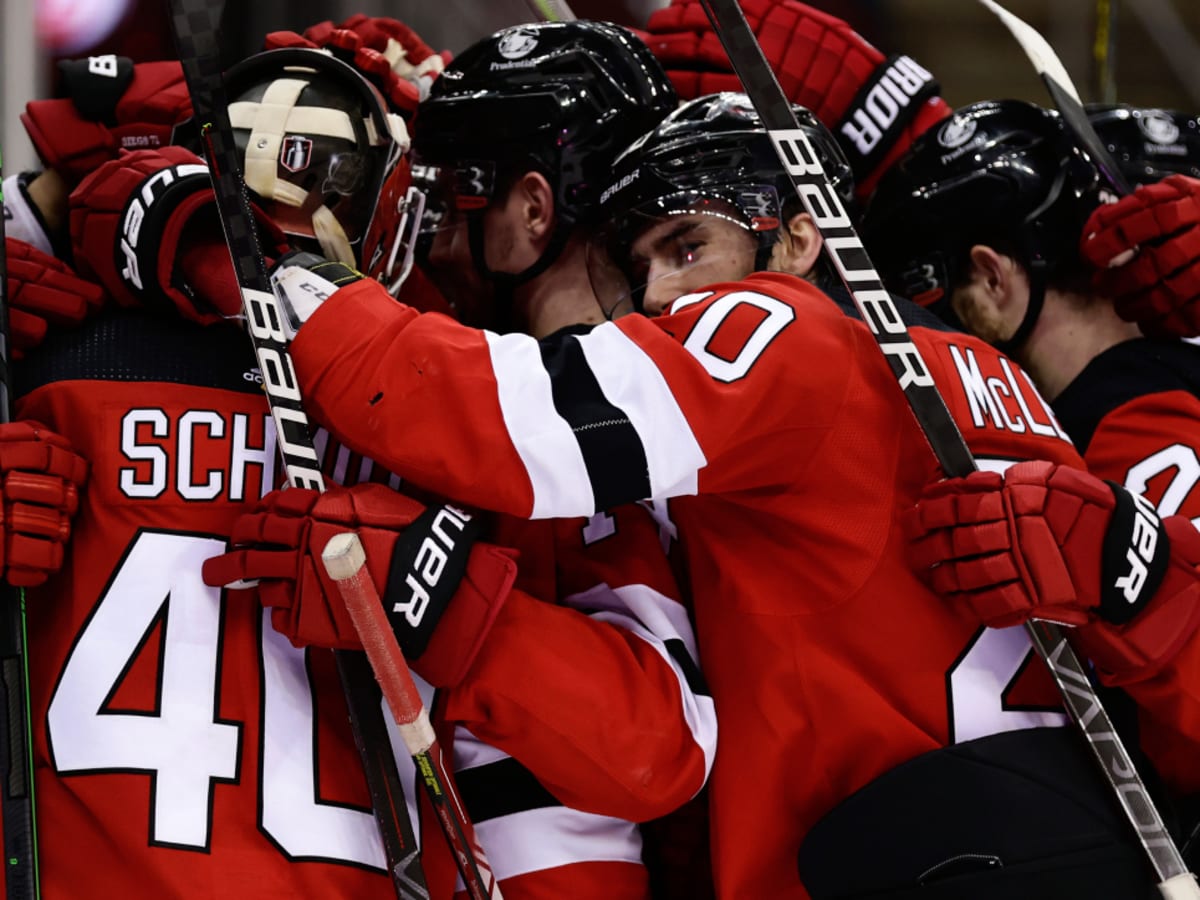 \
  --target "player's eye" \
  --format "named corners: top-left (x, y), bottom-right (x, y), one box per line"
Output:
top-left (676, 241), bottom-right (703, 268)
